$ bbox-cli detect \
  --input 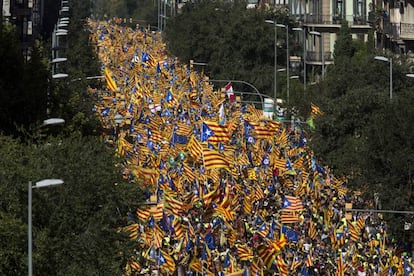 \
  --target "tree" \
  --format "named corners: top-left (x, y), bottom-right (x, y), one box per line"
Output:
top-left (333, 20), bottom-right (355, 60)
top-left (0, 133), bottom-right (142, 275)
top-left (163, 0), bottom-right (288, 97)
top-left (0, 23), bottom-right (26, 136)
